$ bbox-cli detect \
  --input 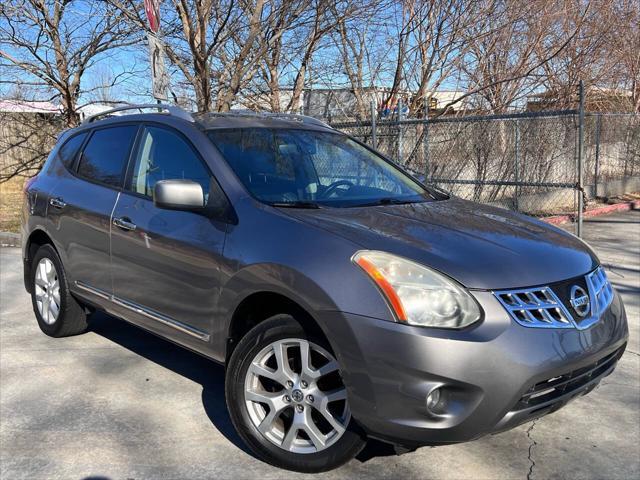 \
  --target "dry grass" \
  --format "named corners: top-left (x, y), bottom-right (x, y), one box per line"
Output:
top-left (0, 177), bottom-right (25, 233)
